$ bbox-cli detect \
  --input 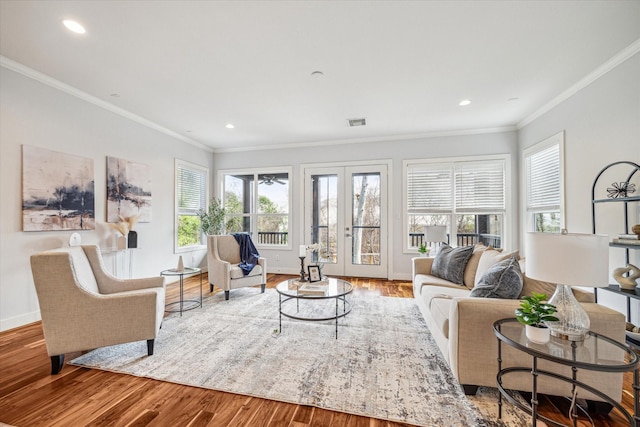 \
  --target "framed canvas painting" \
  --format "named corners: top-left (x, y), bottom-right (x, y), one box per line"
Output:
top-left (22, 145), bottom-right (95, 231)
top-left (106, 156), bottom-right (152, 222)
